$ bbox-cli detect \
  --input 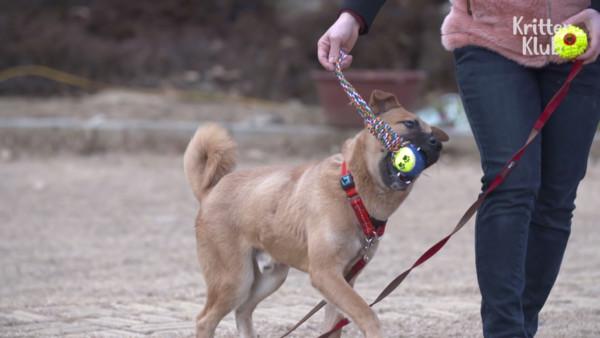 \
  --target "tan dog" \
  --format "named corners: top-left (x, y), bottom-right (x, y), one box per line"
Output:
top-left (183, 90), bottom-right (449, 338)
